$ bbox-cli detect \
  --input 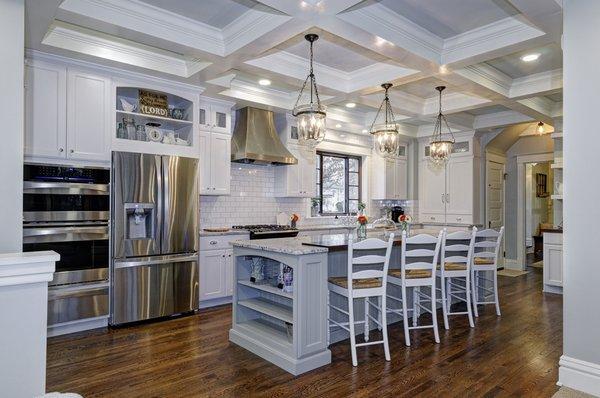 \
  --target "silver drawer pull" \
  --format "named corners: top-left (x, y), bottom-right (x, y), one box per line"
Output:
top-left (209, 240), bottom-right (218, 245)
